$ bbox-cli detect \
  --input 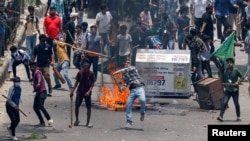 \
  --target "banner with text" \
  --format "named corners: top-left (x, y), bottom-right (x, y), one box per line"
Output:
top-left (136, 49), bottom-right (191, 97)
